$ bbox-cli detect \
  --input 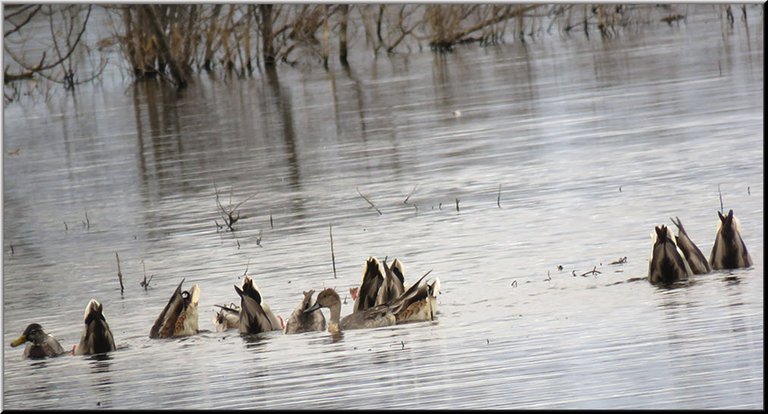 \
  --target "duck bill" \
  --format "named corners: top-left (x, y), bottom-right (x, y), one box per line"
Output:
top-left (10, 334), bottom-right (26, 347)
top-left (304, 303), bottom-right (322, 314)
